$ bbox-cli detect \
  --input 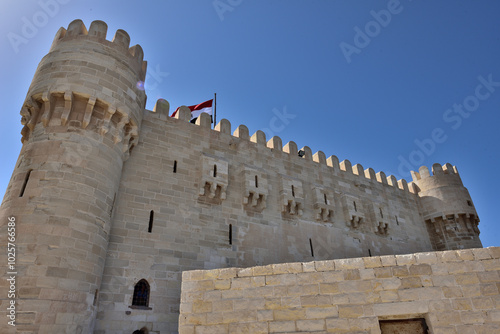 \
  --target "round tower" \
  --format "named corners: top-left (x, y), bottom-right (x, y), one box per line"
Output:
top-left (411, 163), bottom-right (482, 251)
top-left (0, 20), bottom-right (146, 333)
